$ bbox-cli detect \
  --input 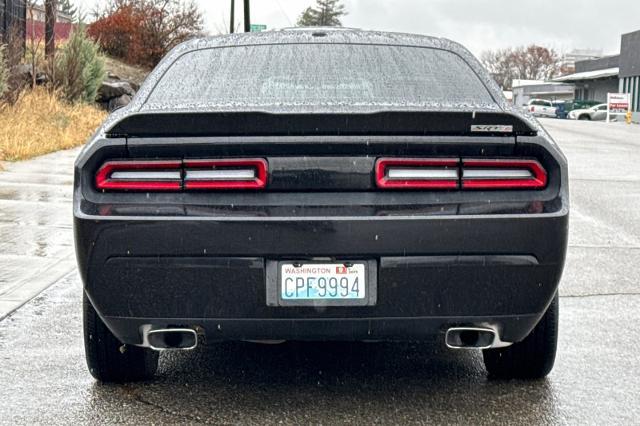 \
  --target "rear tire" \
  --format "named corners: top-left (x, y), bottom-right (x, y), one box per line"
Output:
top-left (83, 294), bottom-right (159, 382)
top-left (578, 115), bottom-right (591, 120)
top-left (483, 294), bottom-right (558, 379)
